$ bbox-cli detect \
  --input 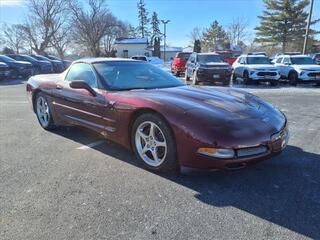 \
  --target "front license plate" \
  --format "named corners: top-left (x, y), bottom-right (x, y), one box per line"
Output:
top-left (213, 74), bottom-right (220, 78)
